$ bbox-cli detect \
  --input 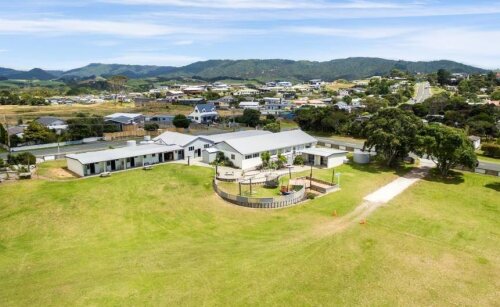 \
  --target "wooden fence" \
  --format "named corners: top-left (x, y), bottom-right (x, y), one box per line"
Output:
top-left (213, 179), bottom-right (306, 209)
